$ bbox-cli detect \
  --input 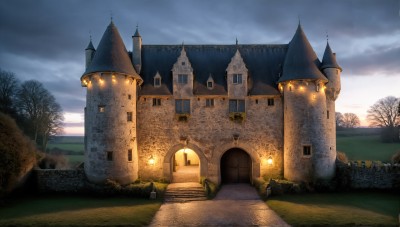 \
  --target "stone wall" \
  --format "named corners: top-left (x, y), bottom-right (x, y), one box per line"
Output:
top-left (34, 169), bottom-right (85, 193)
top-left (337, 162), bottom-right (400, 189)
top-left (137, 95), bottom-right (284, 184)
